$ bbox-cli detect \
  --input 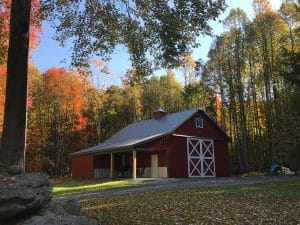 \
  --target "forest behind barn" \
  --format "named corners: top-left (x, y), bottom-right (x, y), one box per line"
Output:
top-left (0, 0), bottom-right (299, 176)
